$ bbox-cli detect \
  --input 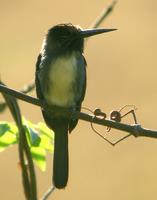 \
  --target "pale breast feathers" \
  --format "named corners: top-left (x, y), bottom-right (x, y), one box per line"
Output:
top-left (45, 53), bottom-right (78, 106)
